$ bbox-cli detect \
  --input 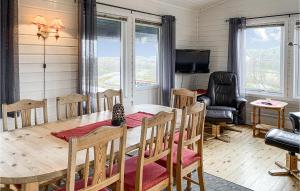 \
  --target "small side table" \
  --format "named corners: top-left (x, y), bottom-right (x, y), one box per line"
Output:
top-left (250, 99), bottom-right (288, 137)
